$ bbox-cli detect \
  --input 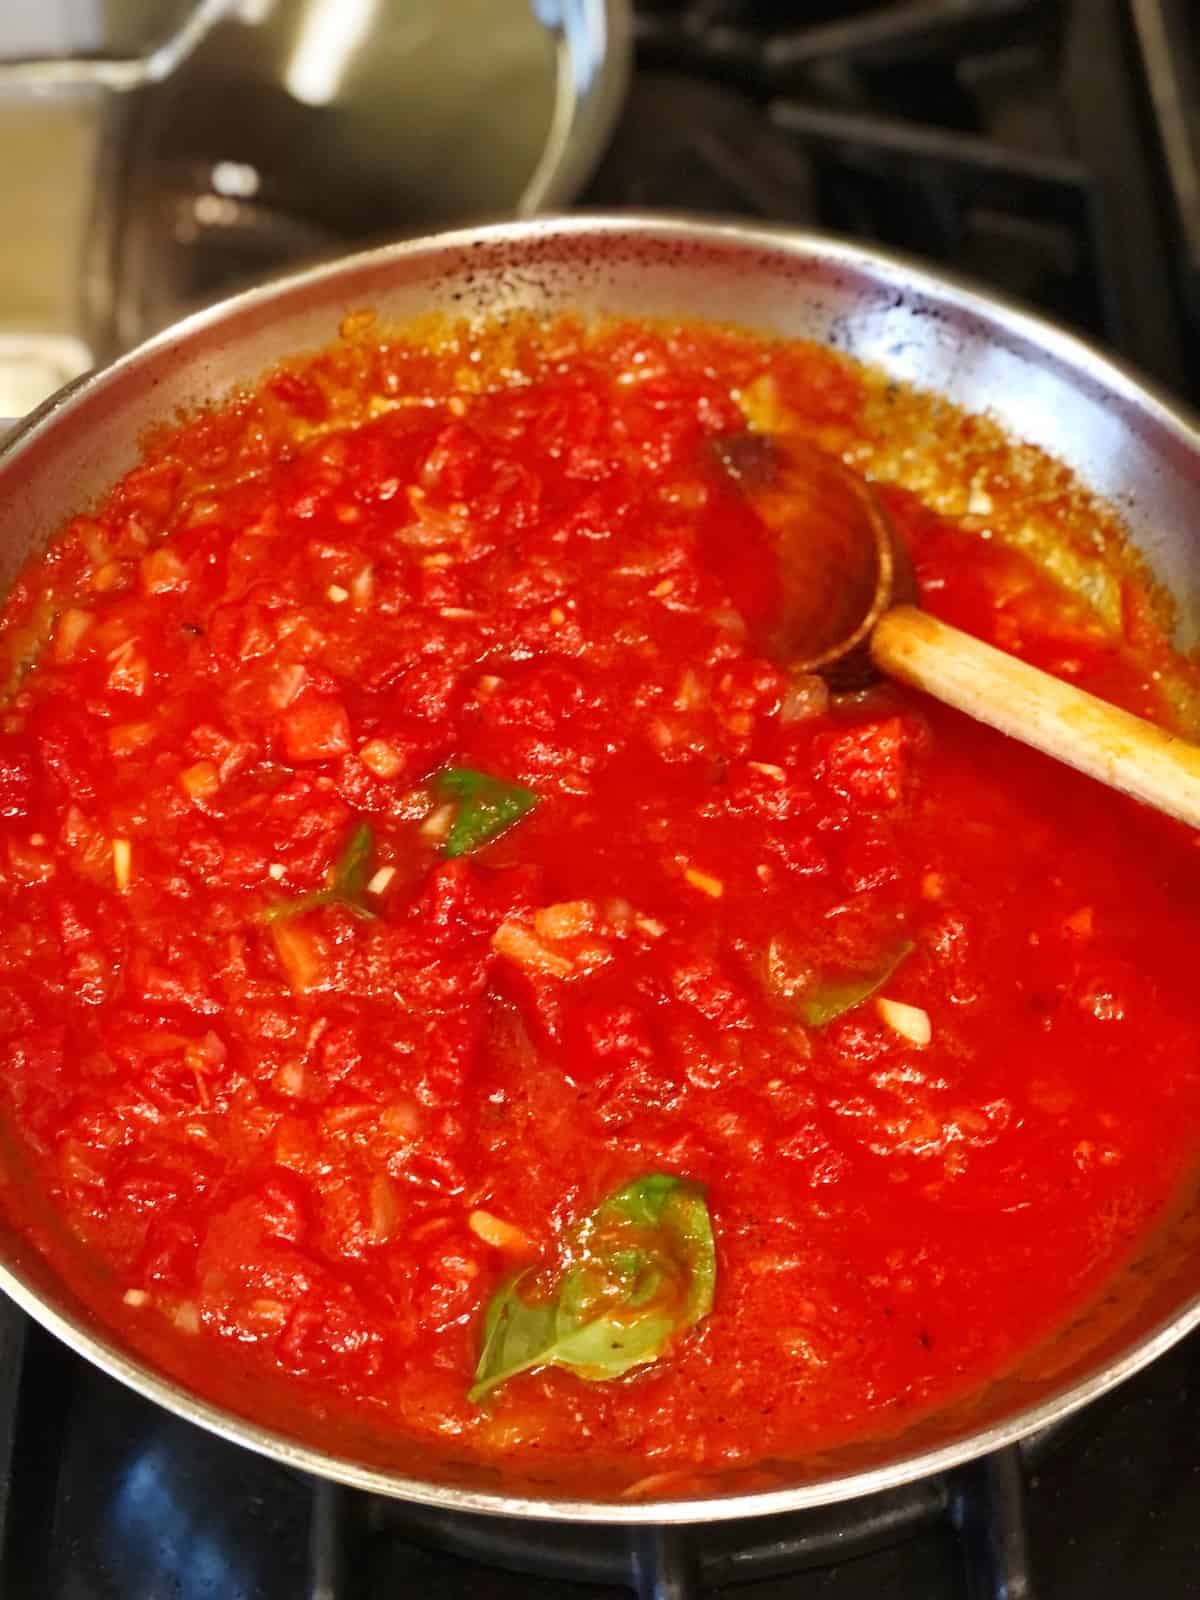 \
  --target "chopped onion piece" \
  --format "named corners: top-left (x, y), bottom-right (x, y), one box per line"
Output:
top-left (468, 1209), bottom-right (531, 1252)
top-left (968, 485), bottom-right (995, 516)
top-left (275, 1061), bottom-right (305, 1096)
top-left (111, 837), bottom-right (132, 890)
top-left (780, 674), bottom-right (830, 723)
top-left (420, 802), bottom-right (455, 840)
top-left (268, 663), bottom-right (308, 710)
top-left (606, 897), bottom-right (634, 923)
top-left (180, 760), bottom-right (220, 800)
top-left (92, 560), bottom-right (126, 593)
top-left (109, 721), bottom-right (157, 756)
top-left (107, 646), bottom-right (149, 697)
top-left (350, 565), bottom-right (374, 608)
top-left (367, 865), bottom-right (395, 896)
top-left (359, 738), bottom-right (403, 779)
top-left (621, 1469), bottom-right (695, 1502)
top-left (674, 669), bottom-right (707, 711)
top-left (172, 1300), bottom-right (200, 1334)
top-left (683, 865), bottom-right (724, 899)
top-left (380, 1100), bottom-right (421, 1138)
top-left (326, 583), bottom-right (349, 604)
top-left (711, 604), bottom-right (747, 638)
top-left (123, 1289), bottom-right (149, 1308)
top-left (877, 997), bottom-right (931, 1047)
top-left (734, 372), bottom-right (784, 433)
top-left (533, 900), bottom-right (598, 941)
top-left (140, 546), bottom-right (189, 595)
top-left (492, 920), bottom-right (574, 977)
top-left (270, 921), bottom-right (324, 994)
top-left (54, 607), bottom-right (94, 662)
top-left (247, 1299), bottom-right (289, 1330)
top-left (370, 1176), bottom-right (400, 1242)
